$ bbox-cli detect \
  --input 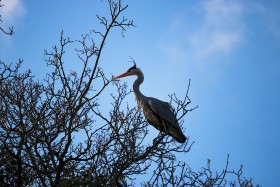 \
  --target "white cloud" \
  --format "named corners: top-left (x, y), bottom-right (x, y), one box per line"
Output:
top-left (204, 0), bottom-right (243, 27)
top-left (0, 0), bottom-right (25, 24)
top-left (187, 29), bottom-right (242, 61)
top-left (158, 0), bottom-right (244, 67)
top-left (189, 0), bottom-right (244, 60)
